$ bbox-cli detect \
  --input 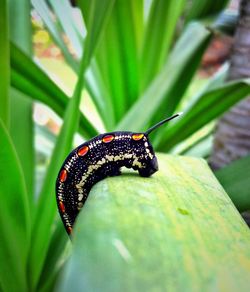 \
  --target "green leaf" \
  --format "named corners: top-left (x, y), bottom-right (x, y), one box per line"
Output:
top-left (215, 154), bottom-right (250, 212)
top-left (116, 22), bottom-right (211, 131)
top-left (156, 79), bottom-right (250, 151)
top-left (0, 0), bottom-right (9, 127)
top-left (0, 120), bottom-right (30, 292)
top-left (38, 221), bottom-right (69, 292)
top-left (10, 43), bottom-right (98, 138)
top-left (57, 154), bottom-right (250, 291)
top-left (154, 64), bottom-right (228, 151)
top-left (87, 0), bottom-right (142, 123)
top-left (186, 0), bottom-right (229, 22)
top-left (29, 2), bottom-right (115, 289)
top-left (140, 0), bottom-right (186, 90)
top-left (213, 9), bottom-right (238, 36)
top-left (86, 60), bottom-right (116, 130)
top-left (49, 0), bottom-right (84, 57)
top-left (9, 0), bottom-right (34, 200)
top-left (31, 0), bottom-right (78, 70)
top-left (78, 0), bottom-right (116, 68)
